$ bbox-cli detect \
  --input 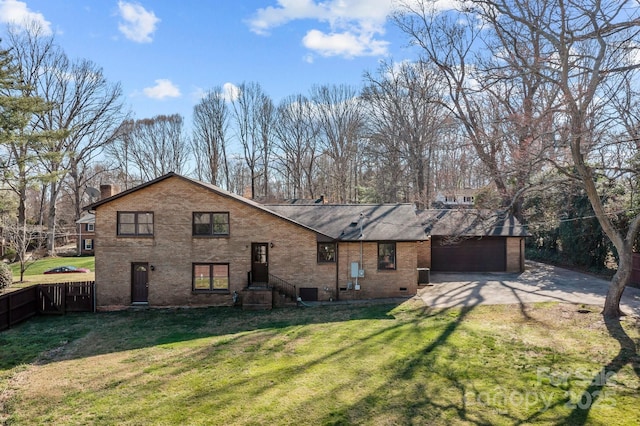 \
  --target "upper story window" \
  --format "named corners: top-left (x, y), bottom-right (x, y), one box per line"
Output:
top-left (193, 212), bottom-right (230, 236)
top-left (317, 242), bottom-right (336, 263)
top-left (86, 223), bottom-right (95, 232)
top-left (378, 242), bottom-right (396, 270)
top-left (117, 212), bottom-right (154, 236)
